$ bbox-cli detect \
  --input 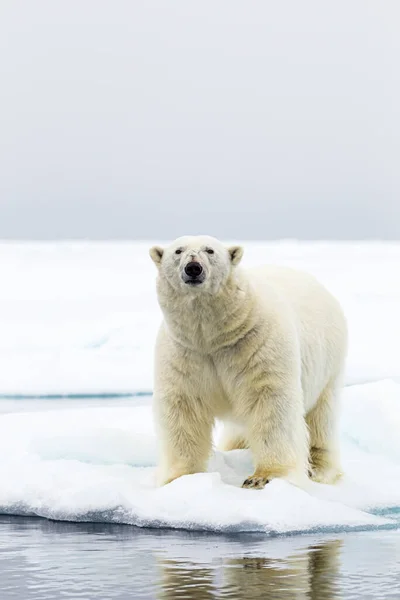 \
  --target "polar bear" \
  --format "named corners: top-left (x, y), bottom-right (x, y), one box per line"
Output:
top-left (150, 235), bottom-right (347, 489)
